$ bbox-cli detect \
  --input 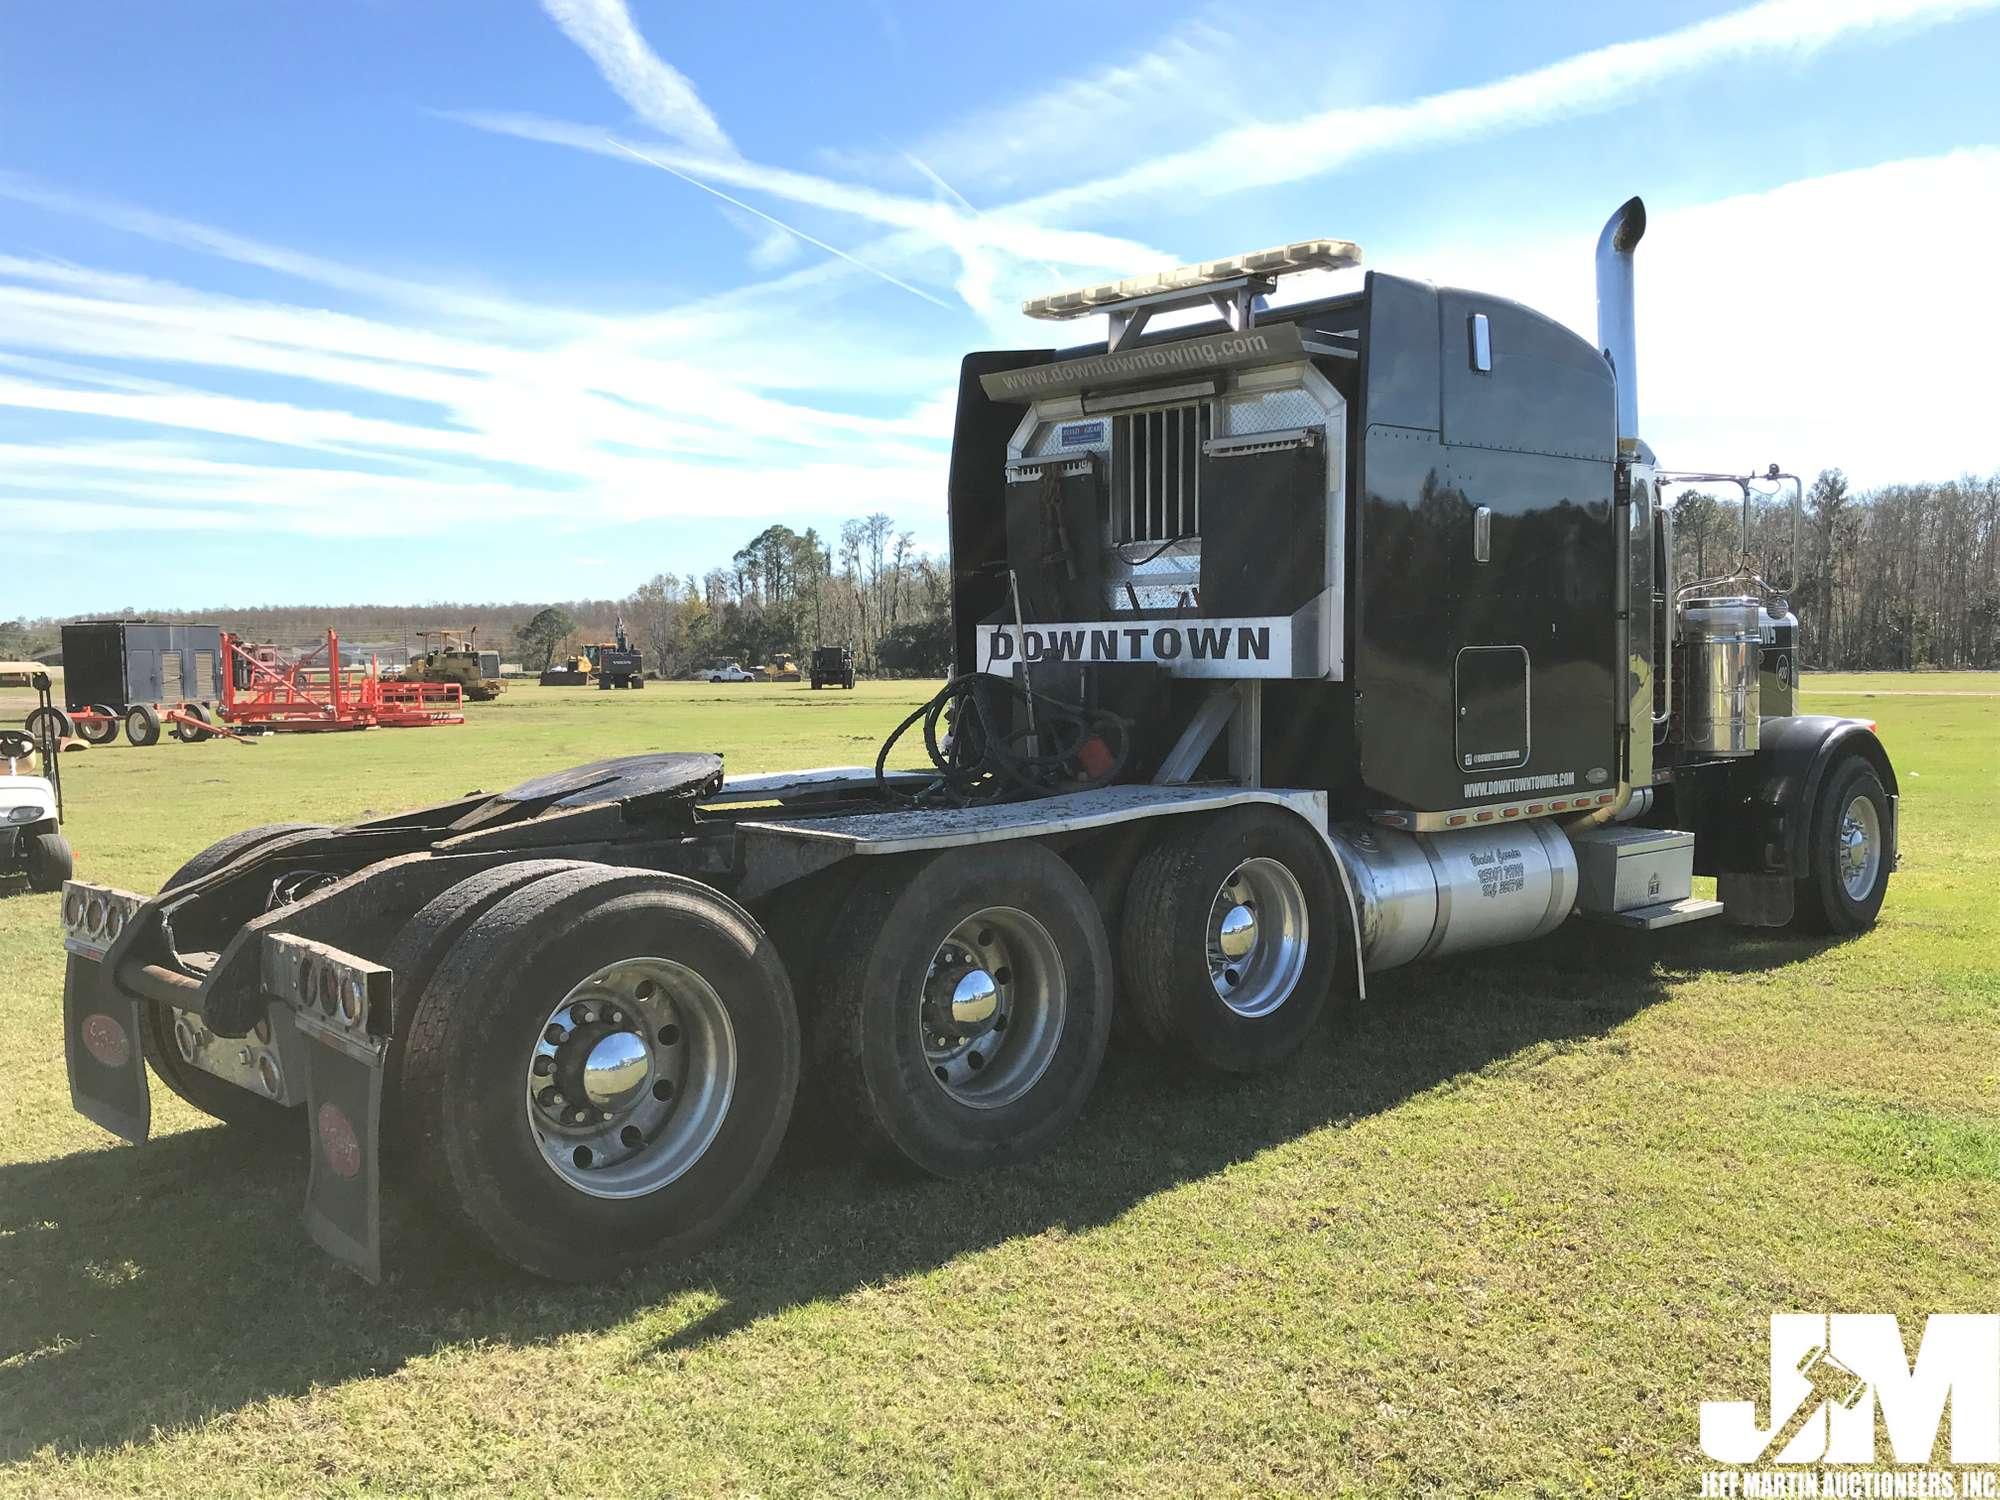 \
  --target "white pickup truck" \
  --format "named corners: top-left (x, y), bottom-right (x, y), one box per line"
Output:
top-left (1, 731), bottom-right (71, 891)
